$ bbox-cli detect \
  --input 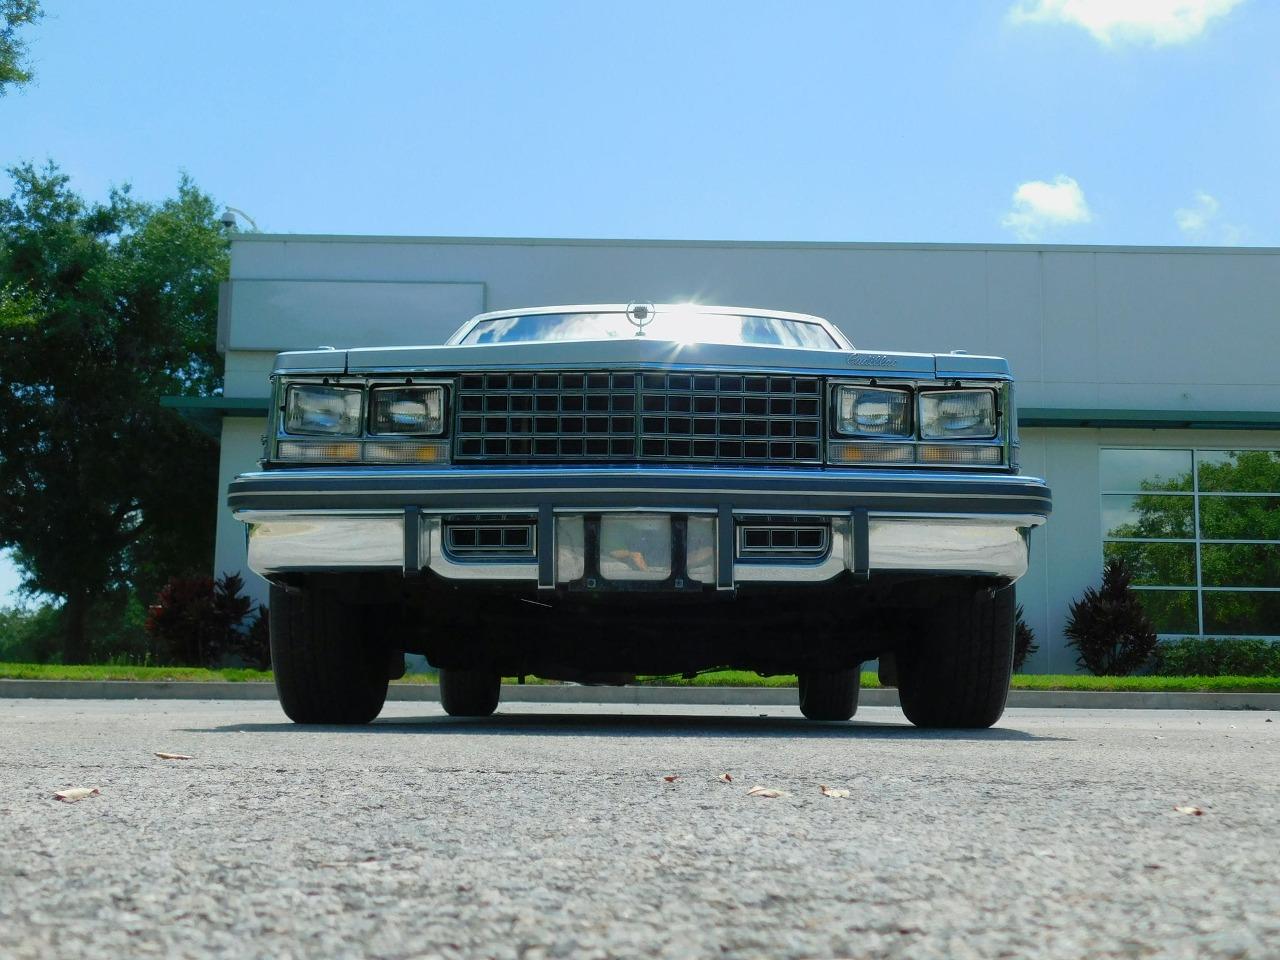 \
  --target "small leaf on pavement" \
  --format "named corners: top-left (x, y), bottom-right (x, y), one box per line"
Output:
top-left (154, 752), bottom-right (194, 761)
top-left (819, 785), bottom-right (851, 798)
top-left (747, 785), bottom-right (789, 799)
top-left (1173, 805), bottom-right (1204, 816)
top-left (54, 787), bottom-right (100, 803)
top-left (663, 775), bottom-right (678, 783)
